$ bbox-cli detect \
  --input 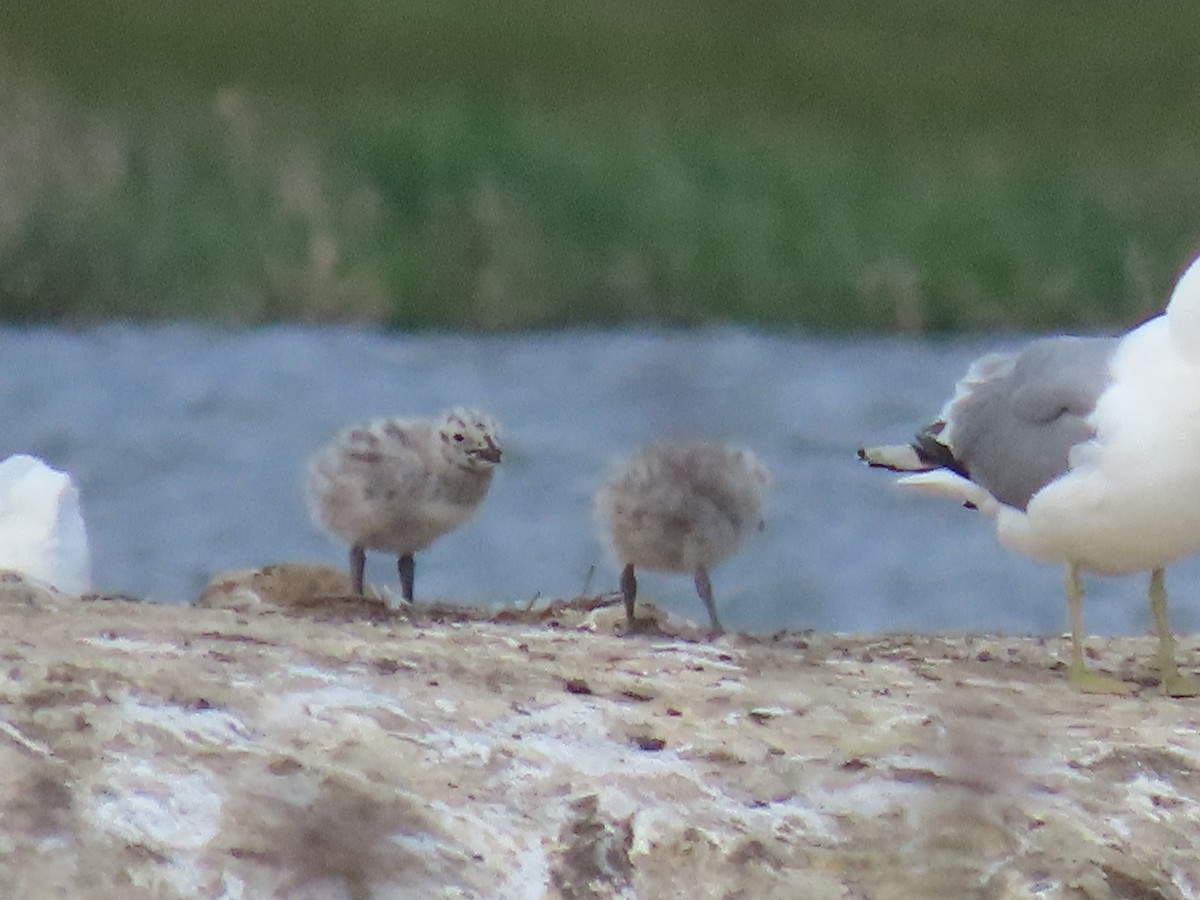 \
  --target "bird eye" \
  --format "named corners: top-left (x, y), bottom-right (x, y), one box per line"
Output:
top-left (453, 433), bottom-right (465, 442)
